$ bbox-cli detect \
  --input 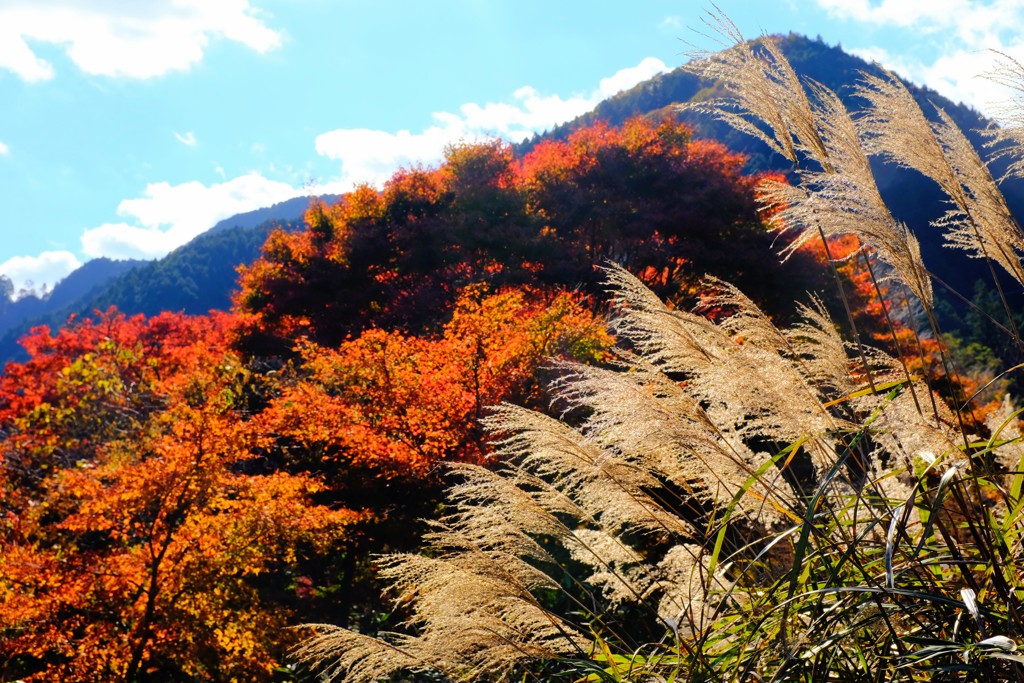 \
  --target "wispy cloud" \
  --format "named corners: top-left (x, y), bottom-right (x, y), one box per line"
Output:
top-left (315, 57), bottom-right (671, 188)
top-left (0, 141), bottom-right (8, 156)
top-left (174, 131), bottom-right (198, 147)
top-left (597, 57), bottom-right (667, 97)
top-left (659, 16), bottom-right (683, 33)
top-left (0, 0), bottom-right (281, 81)
top-left (815, 0), bottom-right (1022, 40)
